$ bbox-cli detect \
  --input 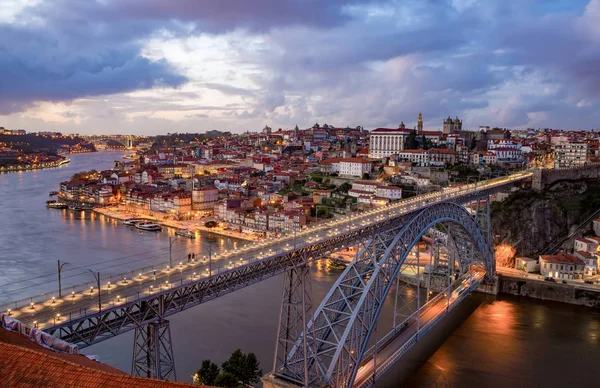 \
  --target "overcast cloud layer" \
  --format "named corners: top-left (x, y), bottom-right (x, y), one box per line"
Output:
top-left (0, 0), bottom-right (599, 134)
